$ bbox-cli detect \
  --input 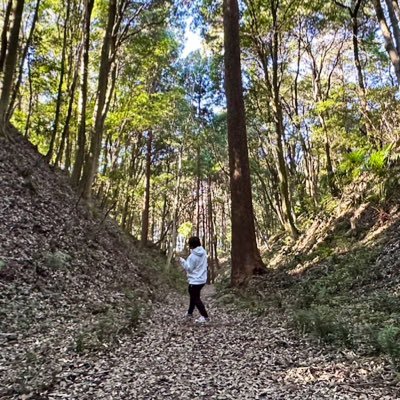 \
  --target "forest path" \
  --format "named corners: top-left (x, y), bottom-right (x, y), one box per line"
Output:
top-left (46, 285), bottom-right (397, 400)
